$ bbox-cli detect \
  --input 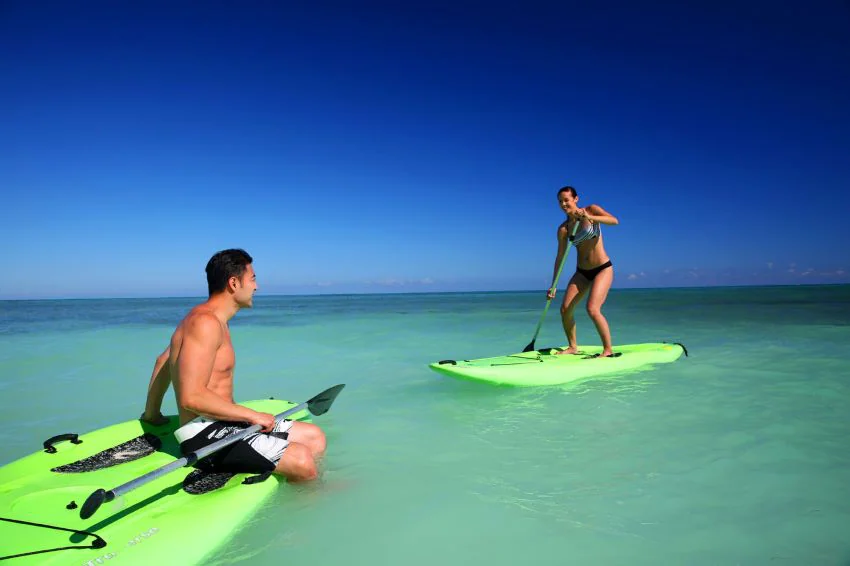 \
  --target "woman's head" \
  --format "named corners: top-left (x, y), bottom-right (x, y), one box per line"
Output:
top-left (557, 185), bottom-right (579, 212)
